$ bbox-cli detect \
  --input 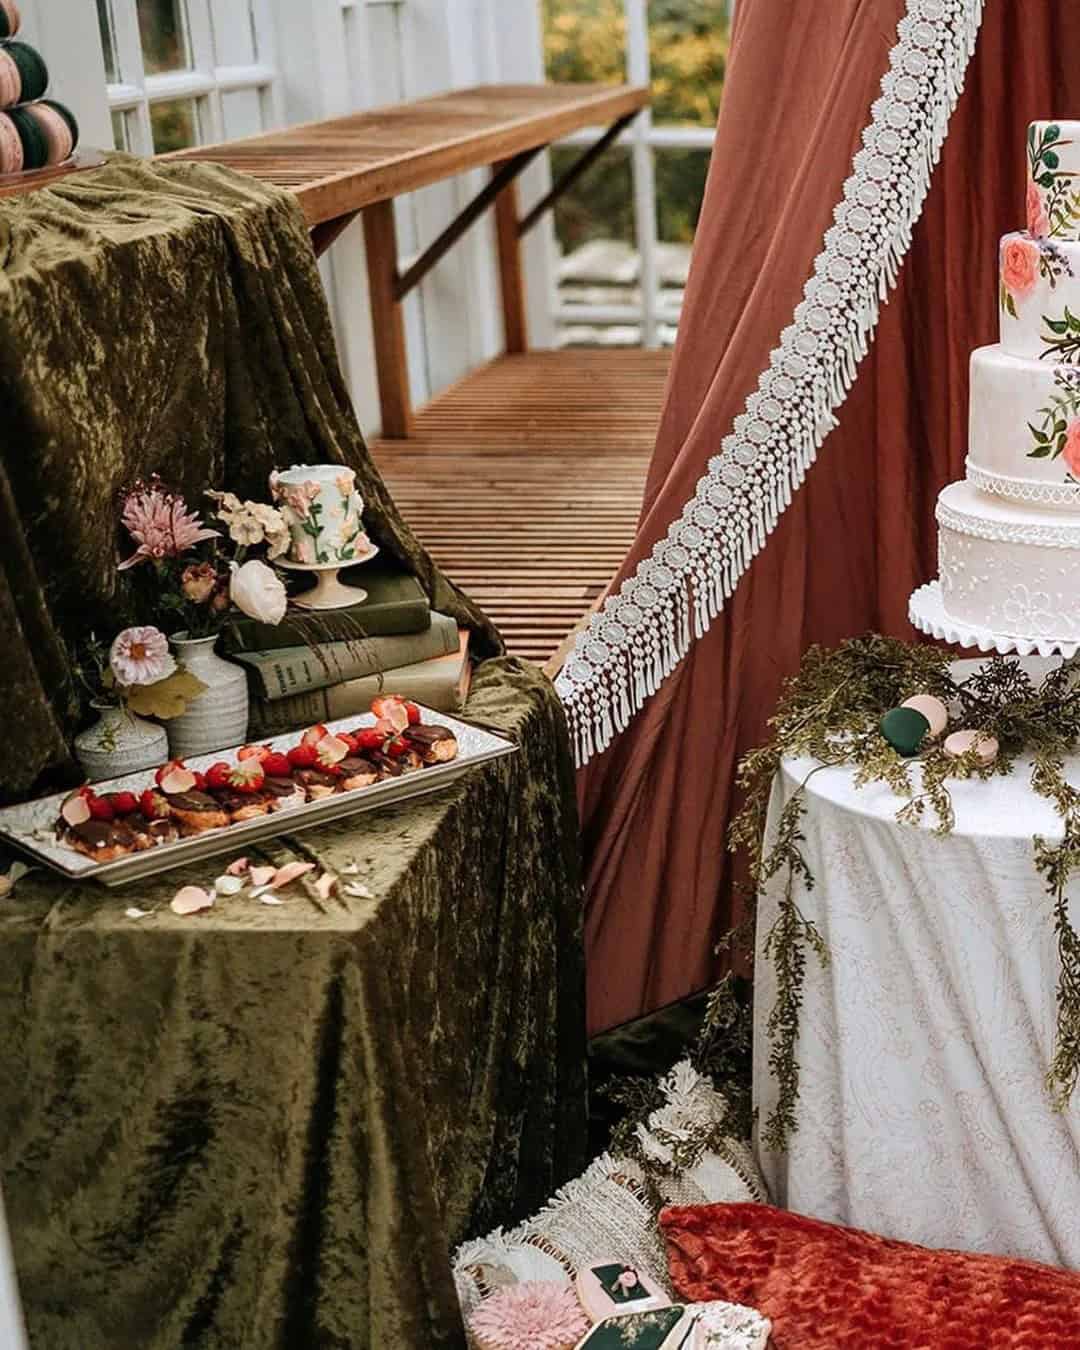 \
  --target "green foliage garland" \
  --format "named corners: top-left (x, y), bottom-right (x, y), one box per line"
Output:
top-left (730, 635), bottom-right (1080, 1150)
